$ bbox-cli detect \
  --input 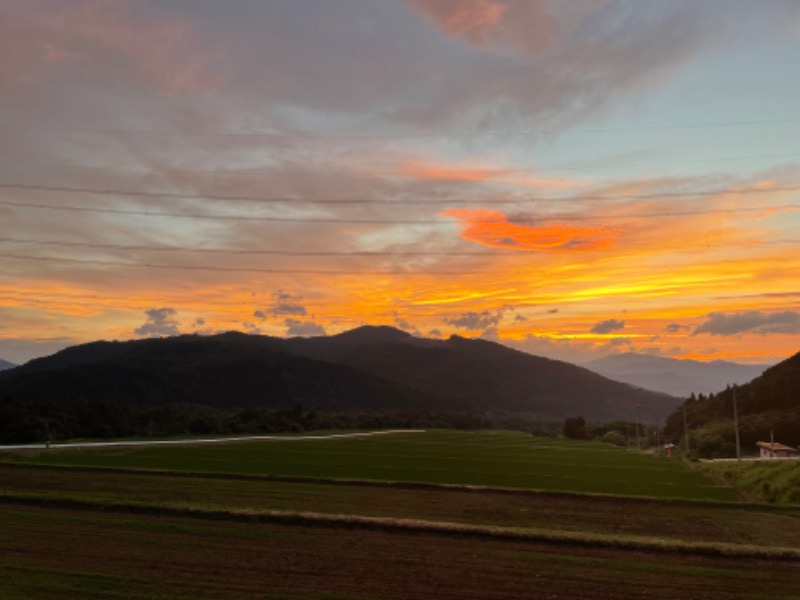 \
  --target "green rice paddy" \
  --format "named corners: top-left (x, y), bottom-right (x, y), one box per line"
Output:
top-left (18, 430), bottom-right (737, 501)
